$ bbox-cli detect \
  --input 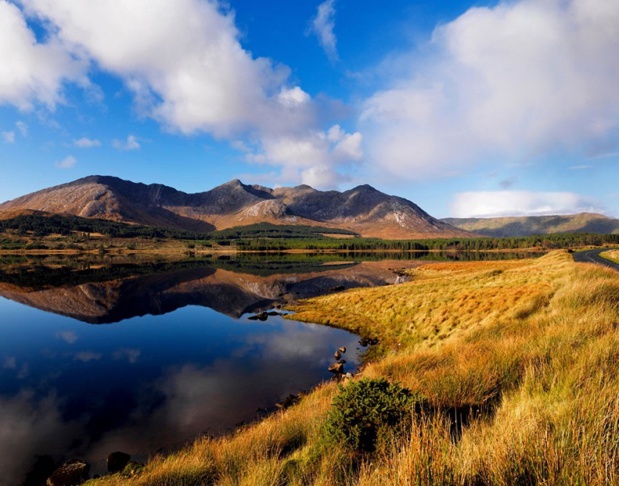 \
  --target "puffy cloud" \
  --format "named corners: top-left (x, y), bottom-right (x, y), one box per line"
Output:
top-left (55, 155), bottom-right (77, 169)
top-left (112, 134), bottom-right (140, 151)
top-left (18, 0), bottom-right (360, 186)
top-left (450, 191), bottom-right (600, 218)
top-left (73, 137), bottom-right (101, 148)
top-left (1, 131), bottom-right (15, 143)
top-left (330, 127), bottom-right (363, 162)
top-left (277, 86), bottom-right (311, 108)
top-left (22, 0), bottom-right (285, 136)
top-left (252, 125), bottom-right (363, 187)
top-left (309, 0), bottom-right (338, 62)
top-left (0, 0), bottom-right (86, 110)
top-left (361, 0), bottom-right (619, 181)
